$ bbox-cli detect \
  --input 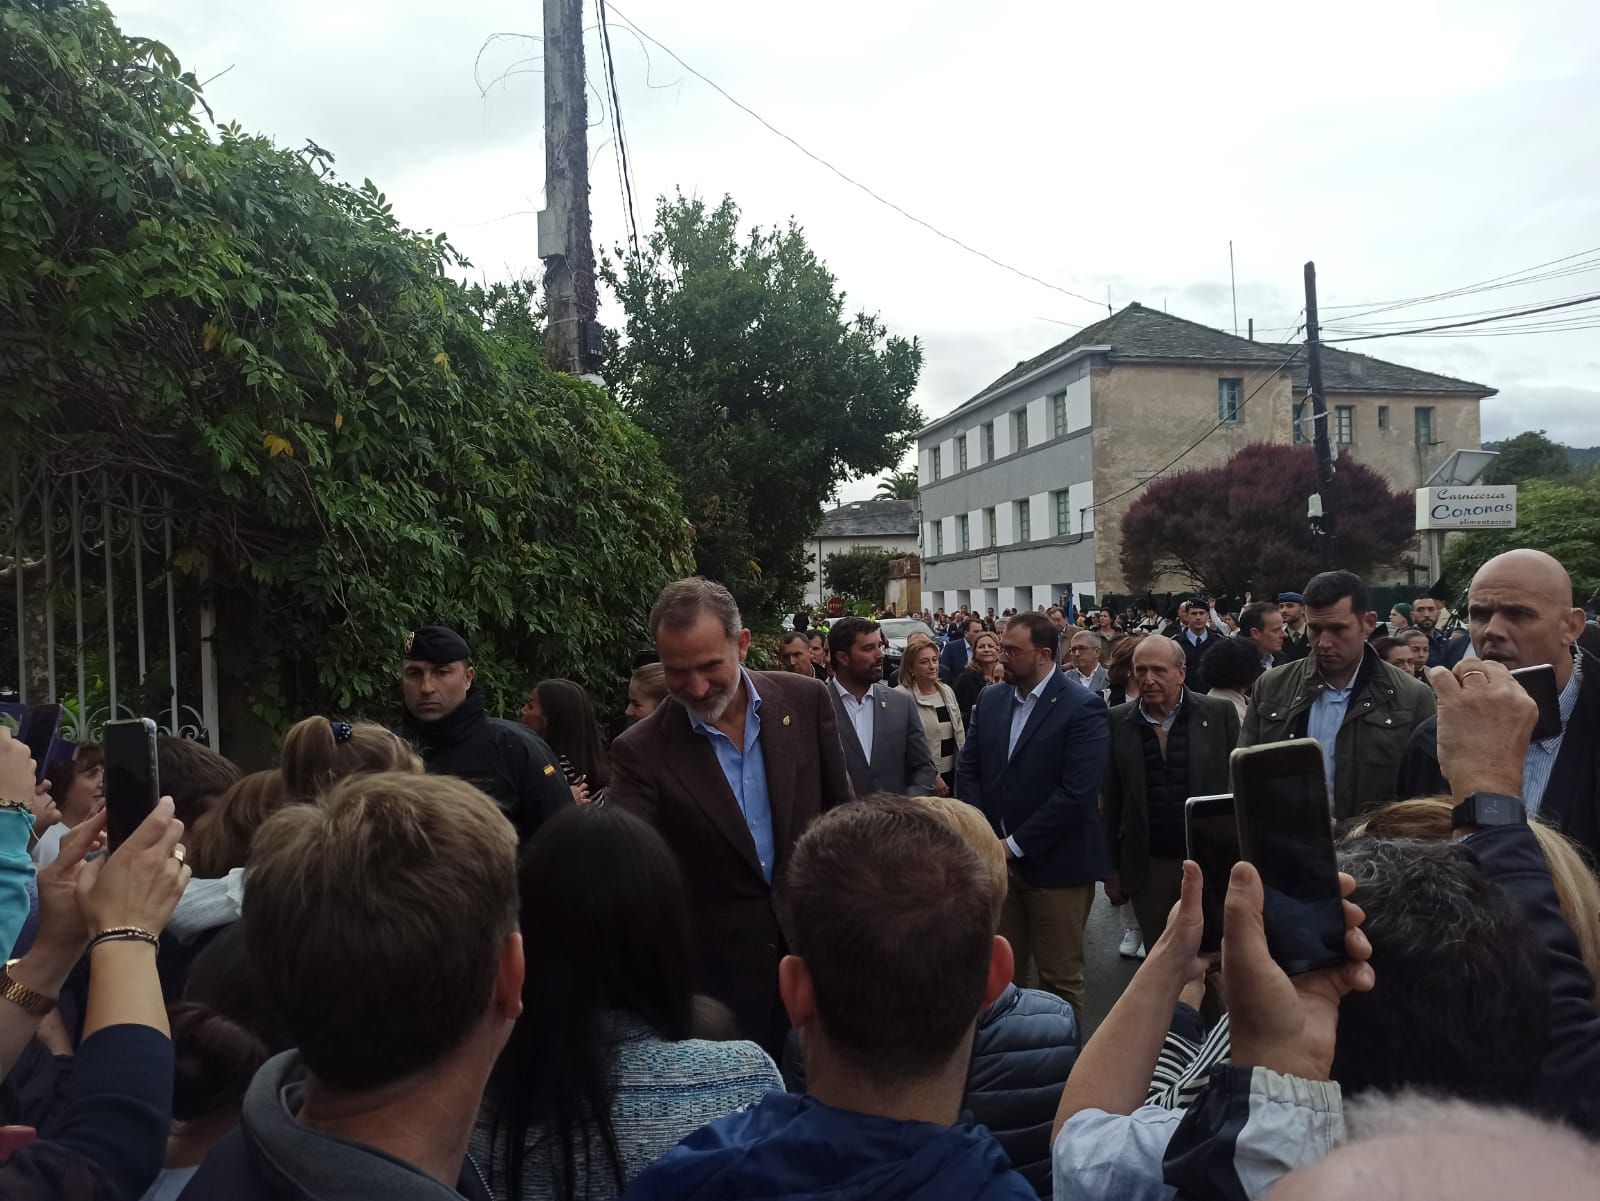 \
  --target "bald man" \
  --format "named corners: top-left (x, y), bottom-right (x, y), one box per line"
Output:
top-left (1398, 549), bottom-right (1599, 855)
